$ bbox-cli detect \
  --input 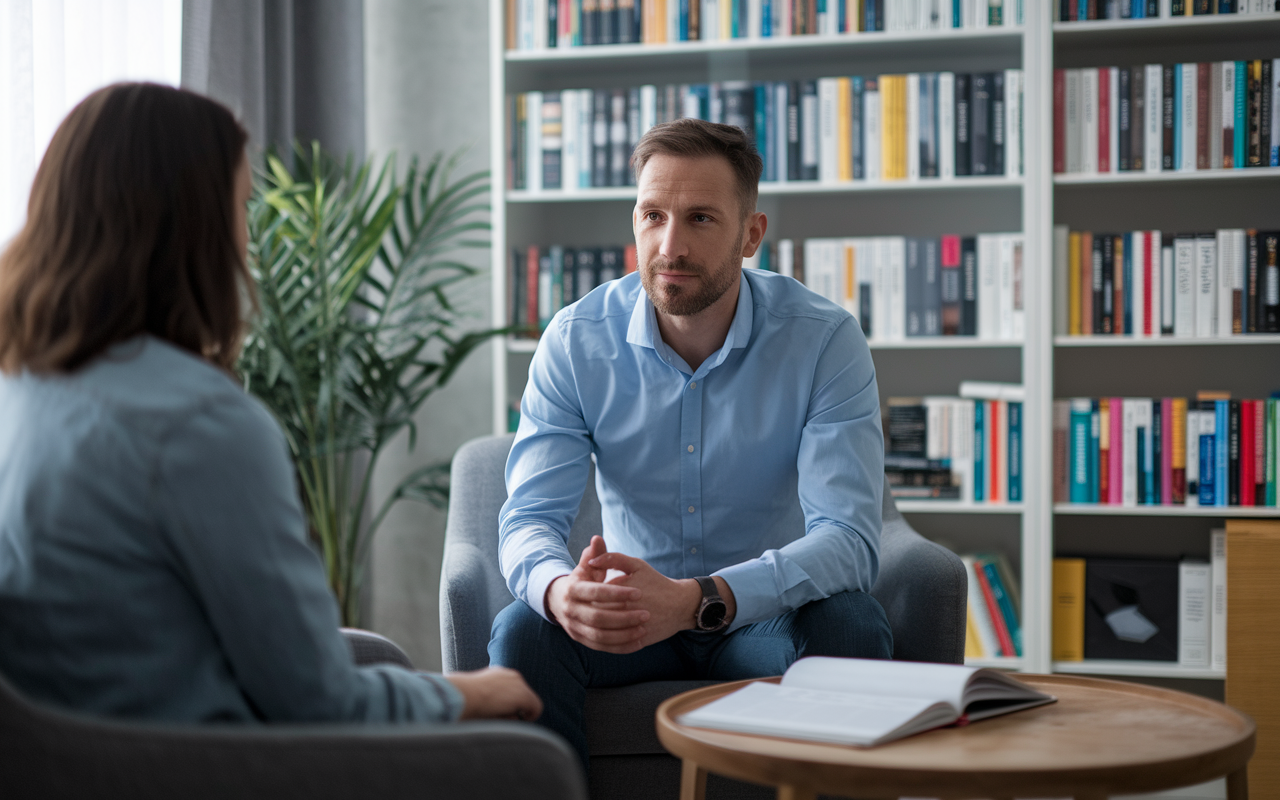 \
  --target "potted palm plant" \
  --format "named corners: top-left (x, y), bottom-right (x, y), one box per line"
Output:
top-left (238, 143), bottom-right (493, 626)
